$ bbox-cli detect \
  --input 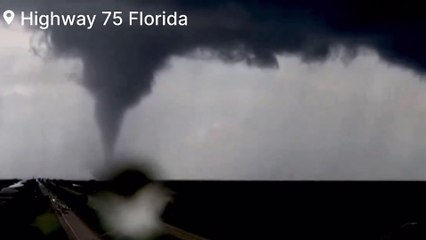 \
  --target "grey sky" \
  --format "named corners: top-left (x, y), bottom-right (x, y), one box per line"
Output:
top-left (1, 25), bottom-right (426, 180)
